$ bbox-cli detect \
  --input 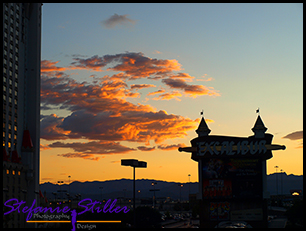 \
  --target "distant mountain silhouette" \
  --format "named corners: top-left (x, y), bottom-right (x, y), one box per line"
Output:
top-left (267, 173), bottom-right (303, 195)
top-left (40, 173), bottom-right (302, 201)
